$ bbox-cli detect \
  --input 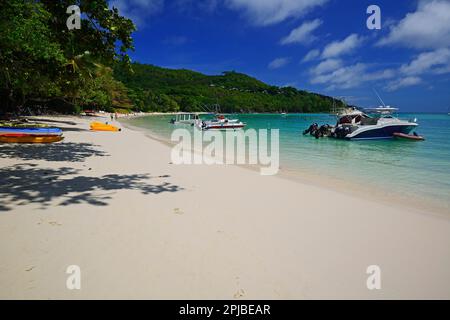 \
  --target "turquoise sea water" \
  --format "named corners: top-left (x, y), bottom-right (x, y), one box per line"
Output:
top-left (125, 113), bottom-right (450, 213)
